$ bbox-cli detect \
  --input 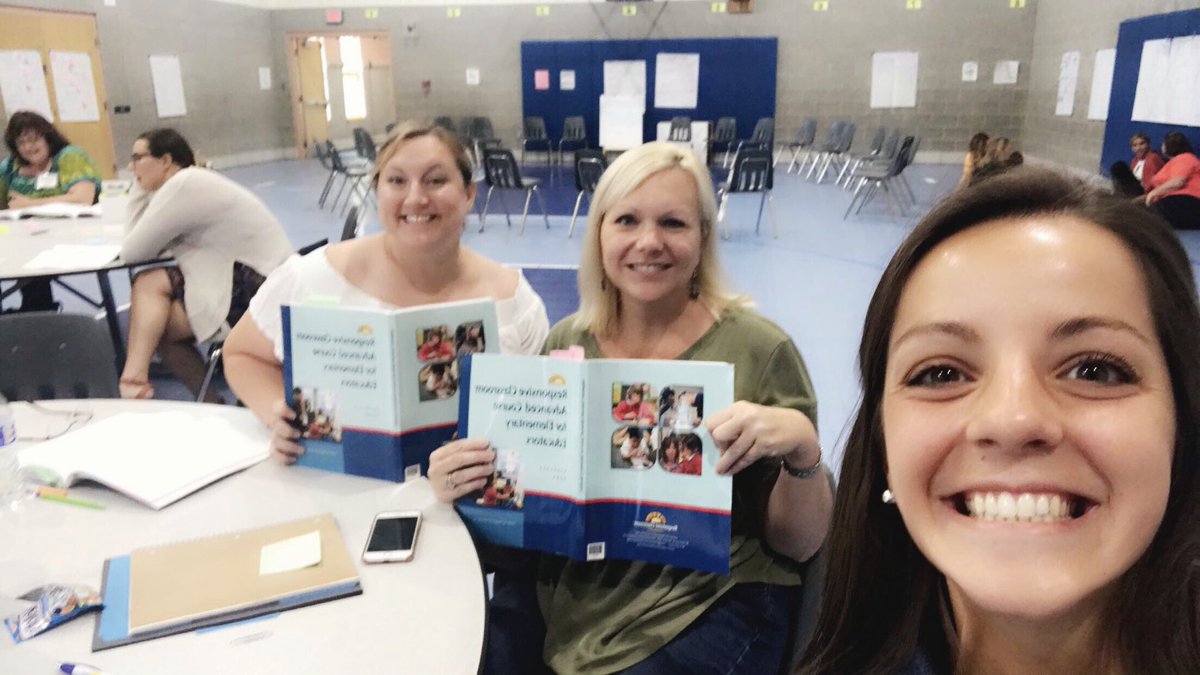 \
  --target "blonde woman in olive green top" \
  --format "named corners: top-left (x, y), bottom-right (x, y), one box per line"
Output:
top-left (430, 142), bottom-right (833, 674)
